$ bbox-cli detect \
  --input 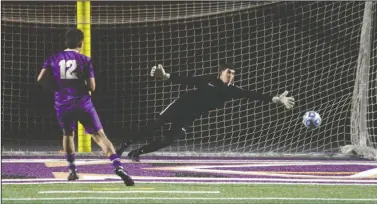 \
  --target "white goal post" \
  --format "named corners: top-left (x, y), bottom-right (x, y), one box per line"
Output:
top-left (344, 1), bottom-right (377, 160)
